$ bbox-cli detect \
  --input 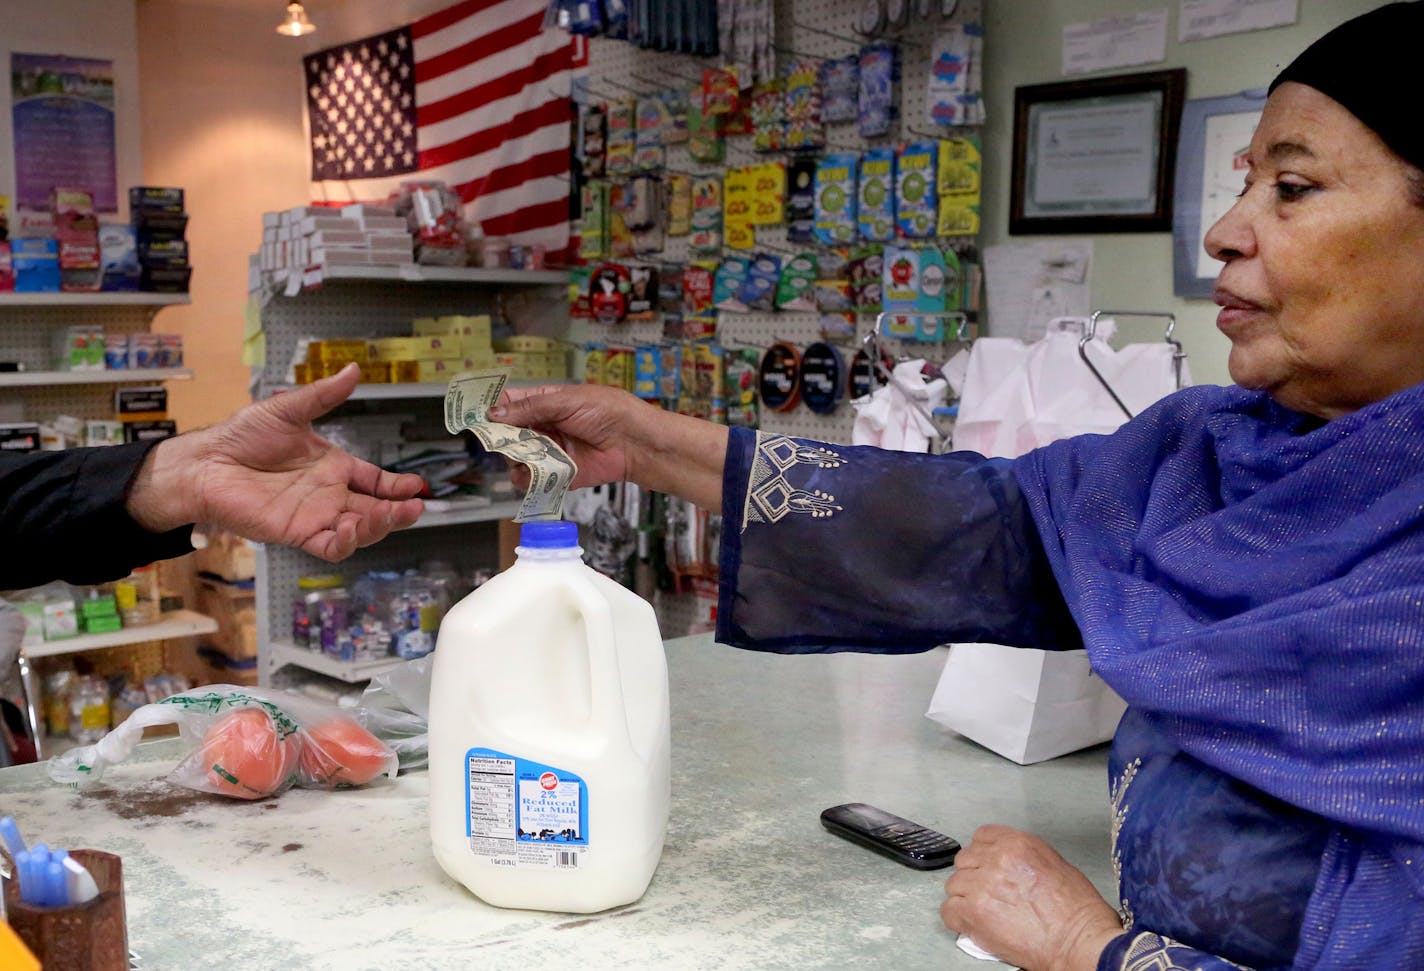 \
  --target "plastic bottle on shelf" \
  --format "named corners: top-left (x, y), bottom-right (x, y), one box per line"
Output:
top-left (428, 520), bottom-right (670, 913)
